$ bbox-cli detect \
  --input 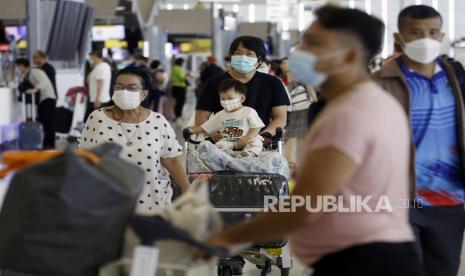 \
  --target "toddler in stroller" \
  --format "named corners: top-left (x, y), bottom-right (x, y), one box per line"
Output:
top-left (189, 78), bottom-right (265, 157)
